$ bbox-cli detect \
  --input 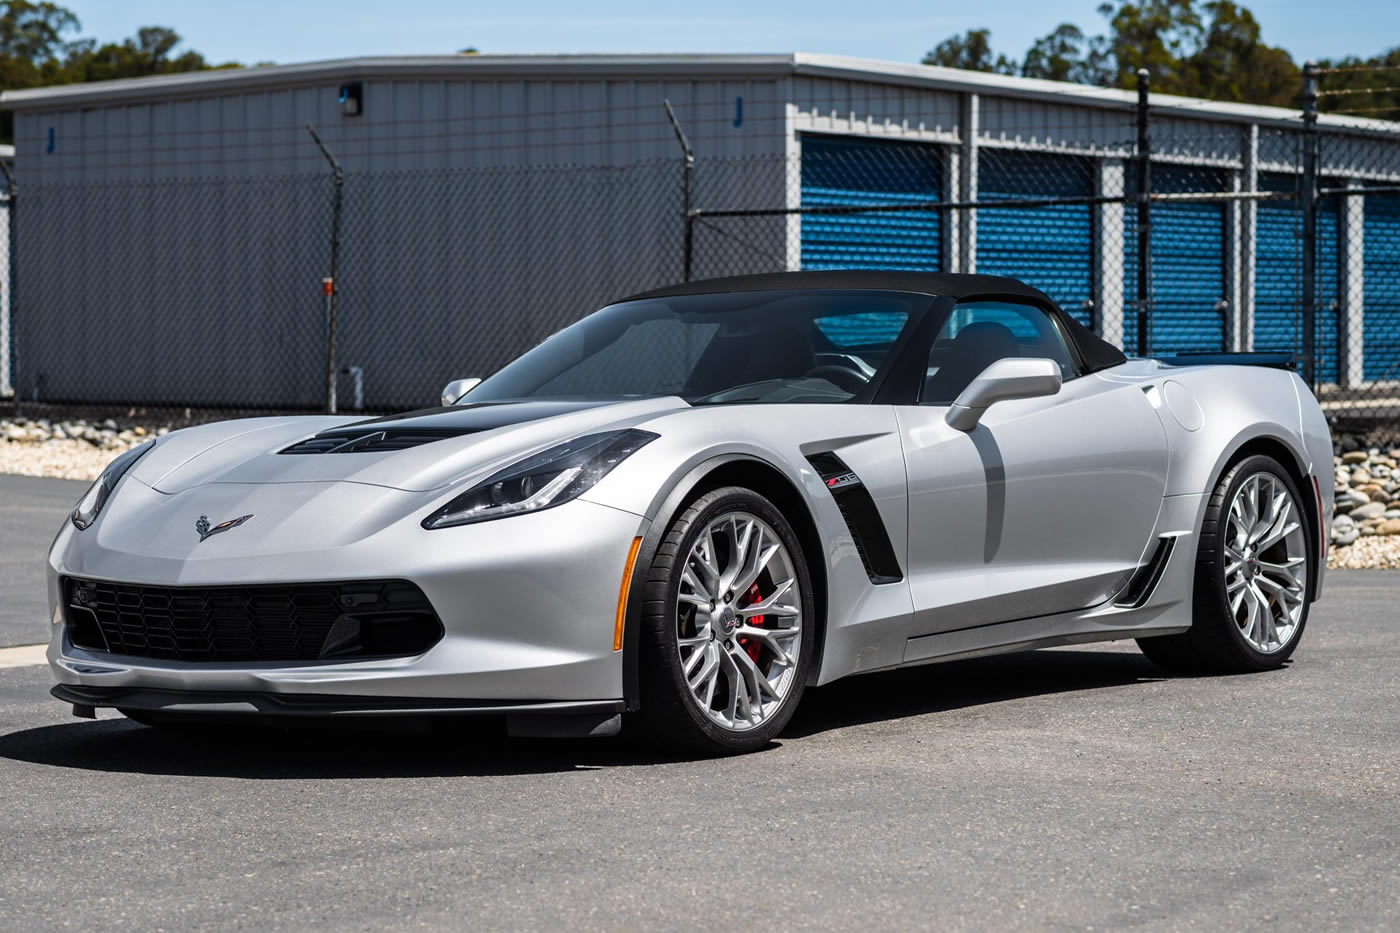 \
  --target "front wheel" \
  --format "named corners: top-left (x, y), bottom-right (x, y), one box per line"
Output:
top-left (1138, 454), bottom-right (1313, 673)
top-left (637, 486), bottom-right (816, 754)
